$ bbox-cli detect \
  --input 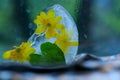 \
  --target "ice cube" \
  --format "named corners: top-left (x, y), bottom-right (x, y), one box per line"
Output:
top-left (28, 4), bottom-right (79, 65)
